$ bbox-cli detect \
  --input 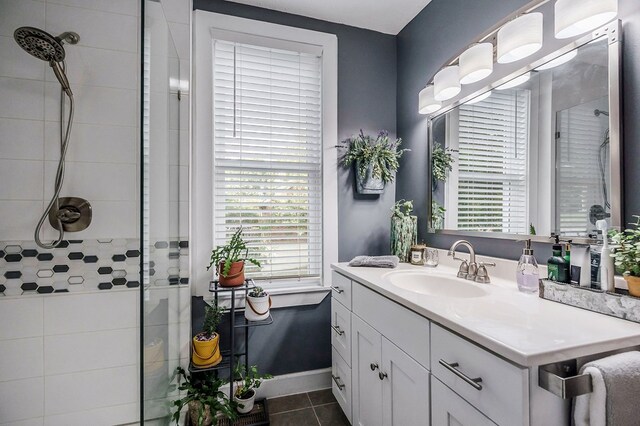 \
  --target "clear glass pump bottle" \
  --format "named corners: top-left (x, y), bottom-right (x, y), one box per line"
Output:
top-left (517, 239), bottom-right (540, 293)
